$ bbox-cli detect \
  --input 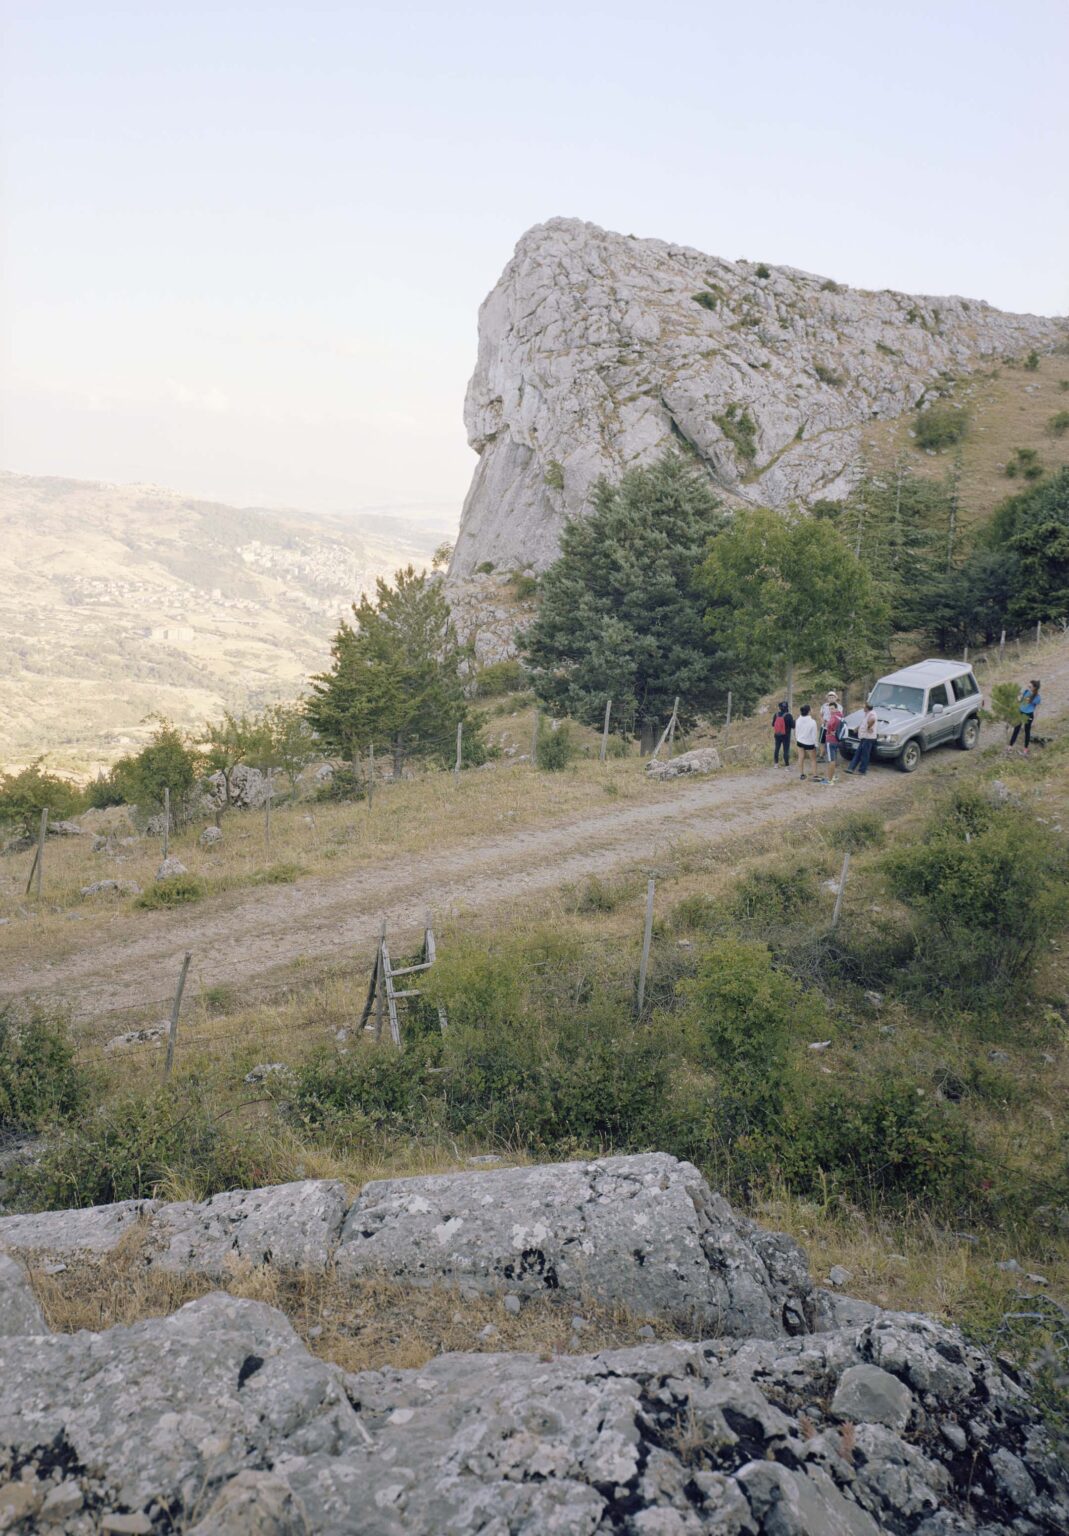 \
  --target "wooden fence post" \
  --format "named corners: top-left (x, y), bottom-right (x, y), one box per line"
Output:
top-left (830, 850), bottom-right (851, 931)
top-left (163, 787), bottom-right (170, 859)
top-left (34, 808), bottom-right (47, 900)
top-left (723, 690), bottom-right (732, 744)
top-left (666, 696), bottom-right (679, 757)
top-left (264, 769), bottom-right (273, 854)
top-left (636, 877), bottom-right (656, 1016)
top-left (530, 711), bottom-right (540, 767)
top-left (963, 644), bottom-right (969, 663)
top-left (999, 629), bottom-right (1006, 663)
top-left (1036, 620), bottom-right (1042, 646)
top-left (454, 722), bottom-right (463, 783)
top-left (599, 698), bottom-right (612, 762)
top-left (163, 951), bottom-right (193, 1081)
top-left (367, 743), bottom-right (375, 810)
top-left (375, 920), bottom-right (386, 1041)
